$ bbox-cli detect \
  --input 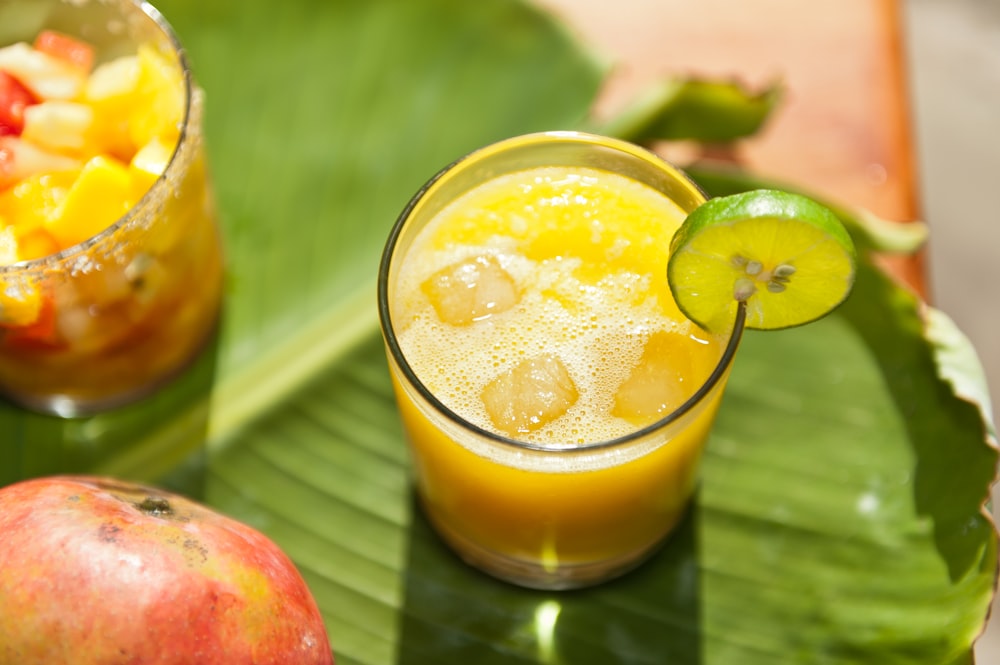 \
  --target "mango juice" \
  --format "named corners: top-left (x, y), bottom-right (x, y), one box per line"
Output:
top-left (379, 132), bottom-right (742, 588)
